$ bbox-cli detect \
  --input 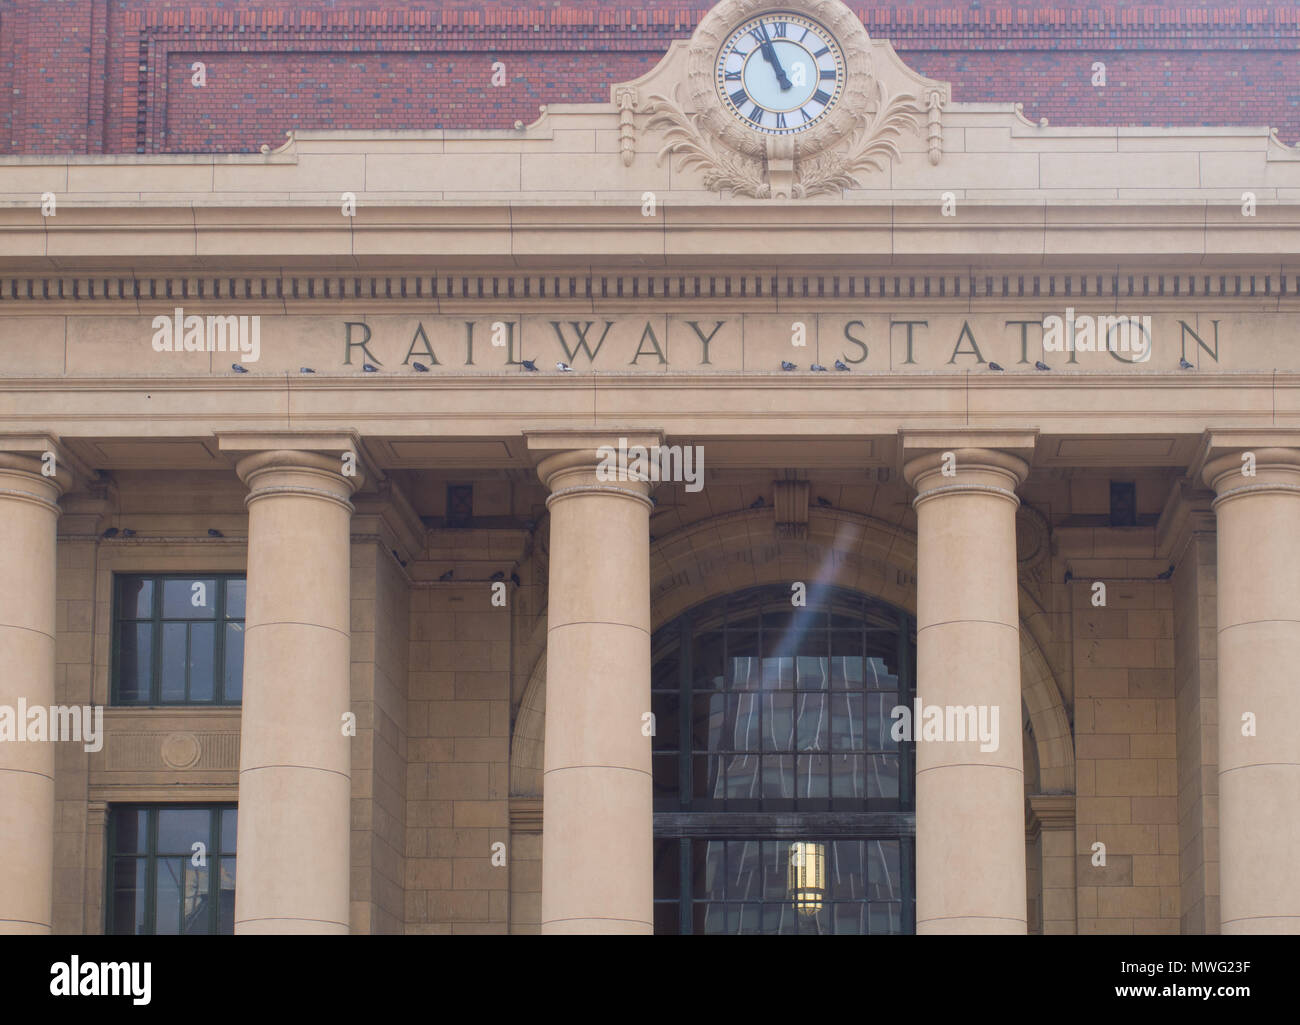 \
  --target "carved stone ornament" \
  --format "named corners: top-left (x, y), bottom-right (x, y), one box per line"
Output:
top-left (643, 0), bottom-right (928, 199)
